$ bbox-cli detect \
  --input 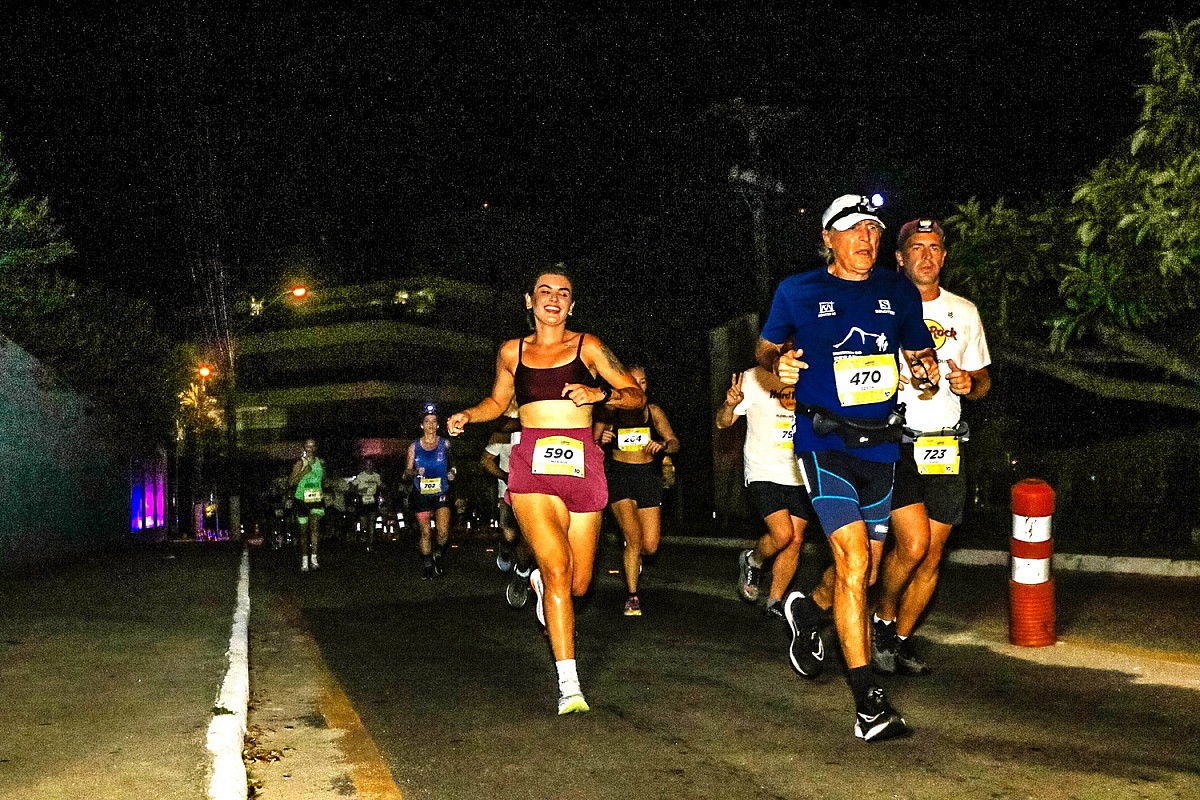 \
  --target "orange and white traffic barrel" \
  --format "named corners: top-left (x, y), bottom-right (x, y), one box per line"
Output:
top-left (1009, 478), bottom-right (1056, 646)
